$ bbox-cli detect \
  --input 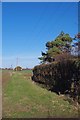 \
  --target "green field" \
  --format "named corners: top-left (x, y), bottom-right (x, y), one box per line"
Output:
top-left (2, 70), bottom-right (79, 118)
